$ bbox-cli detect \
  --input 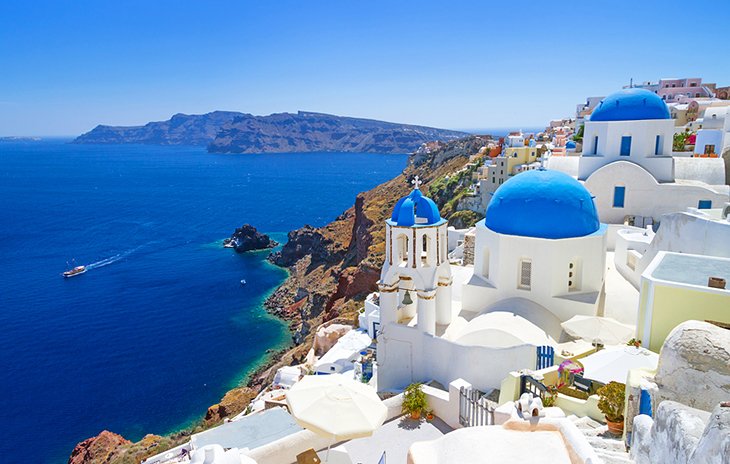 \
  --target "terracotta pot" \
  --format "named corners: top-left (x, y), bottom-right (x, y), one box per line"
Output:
top-left (410, 410), bottom-right (421, 420)
top-left (426, 413), bottom-right (434, 421)
top-left (606, 418), bottom-right (624, 435)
